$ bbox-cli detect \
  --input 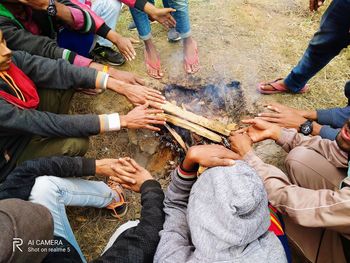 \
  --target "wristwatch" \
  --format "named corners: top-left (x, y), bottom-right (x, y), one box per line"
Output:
top-left (300, 120), bottom-right (313, 136)
top-left (47, 0), bottom-right (57, 17)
